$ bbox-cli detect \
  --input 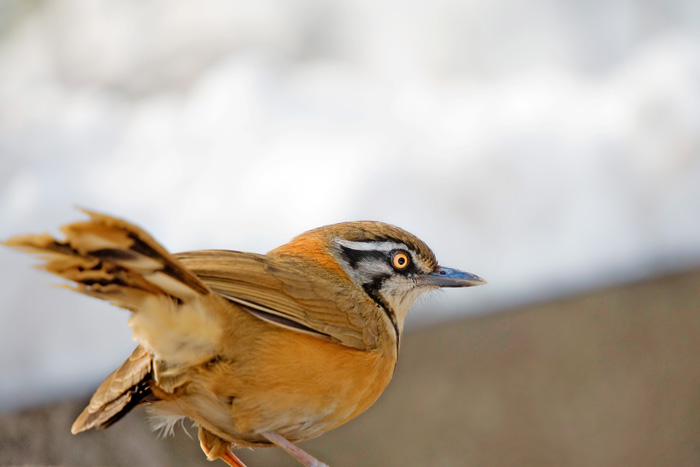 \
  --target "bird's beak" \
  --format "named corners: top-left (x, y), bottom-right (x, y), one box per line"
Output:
top-left (419, 267), bottom-right (486, 288)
